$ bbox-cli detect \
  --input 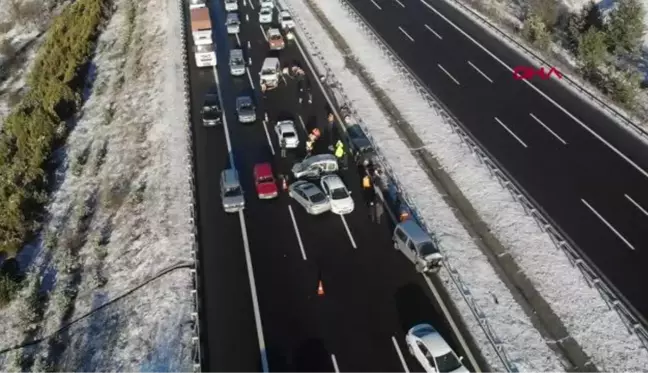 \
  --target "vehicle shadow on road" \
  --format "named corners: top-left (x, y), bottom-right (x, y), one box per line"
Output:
top-left (265, 338), bottom-right (333, 372)
top-left (394, 282), bottom-right (439, 335)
